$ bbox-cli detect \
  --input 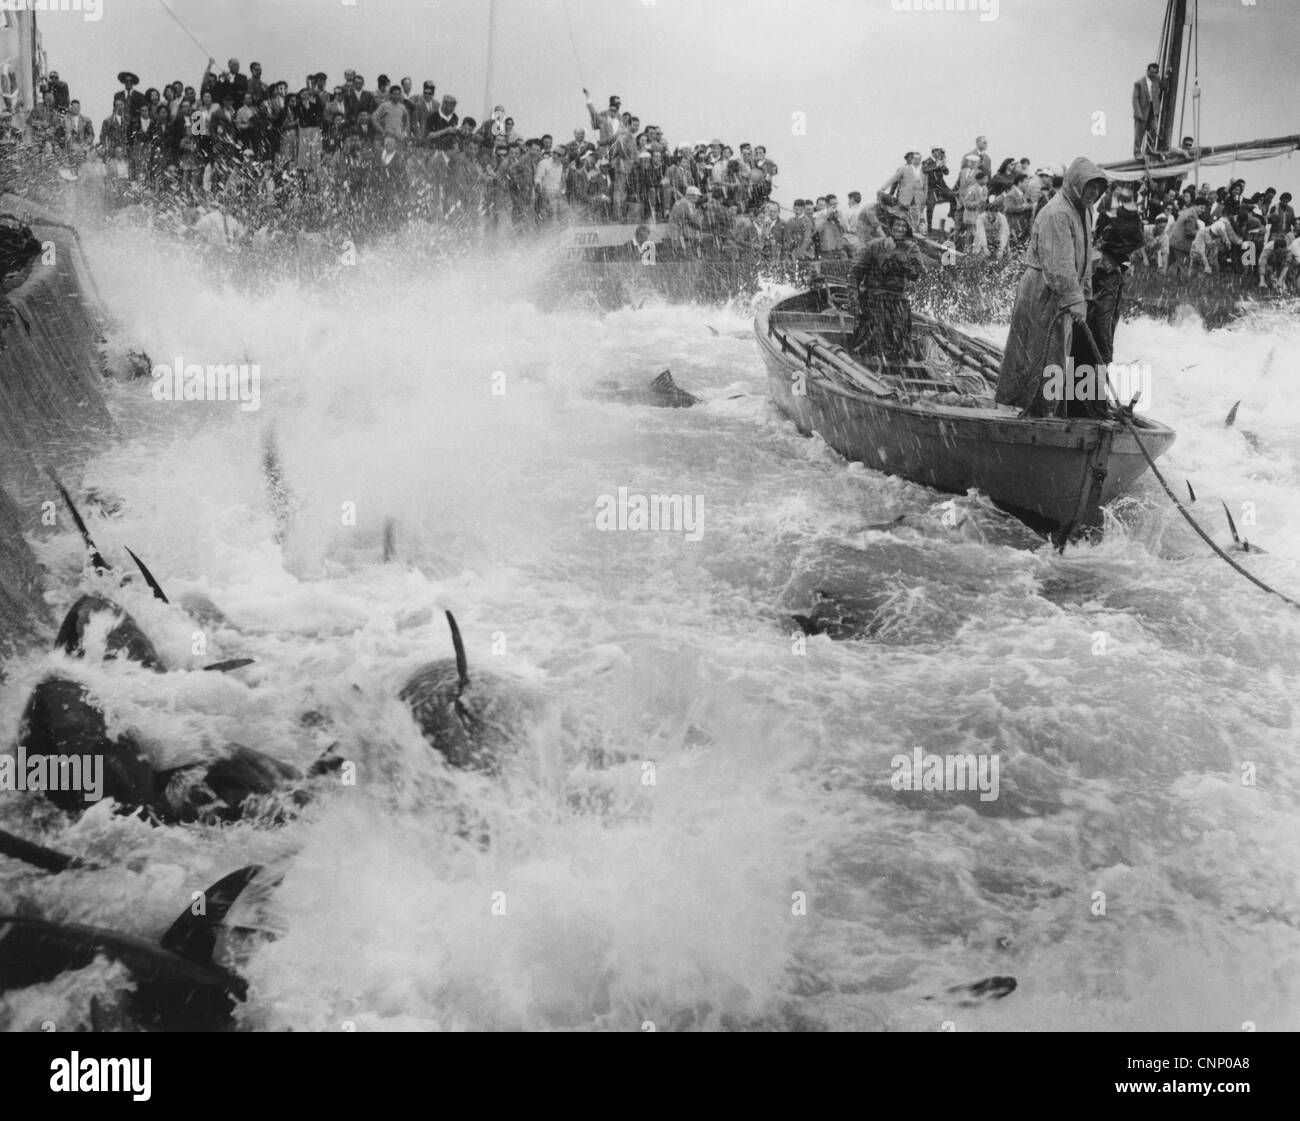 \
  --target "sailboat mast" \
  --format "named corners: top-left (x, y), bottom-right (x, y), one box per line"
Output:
top-left (1156, 0), bottom-right (1188, 151)
top-left (482, 0), bottom-right (496, 124)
